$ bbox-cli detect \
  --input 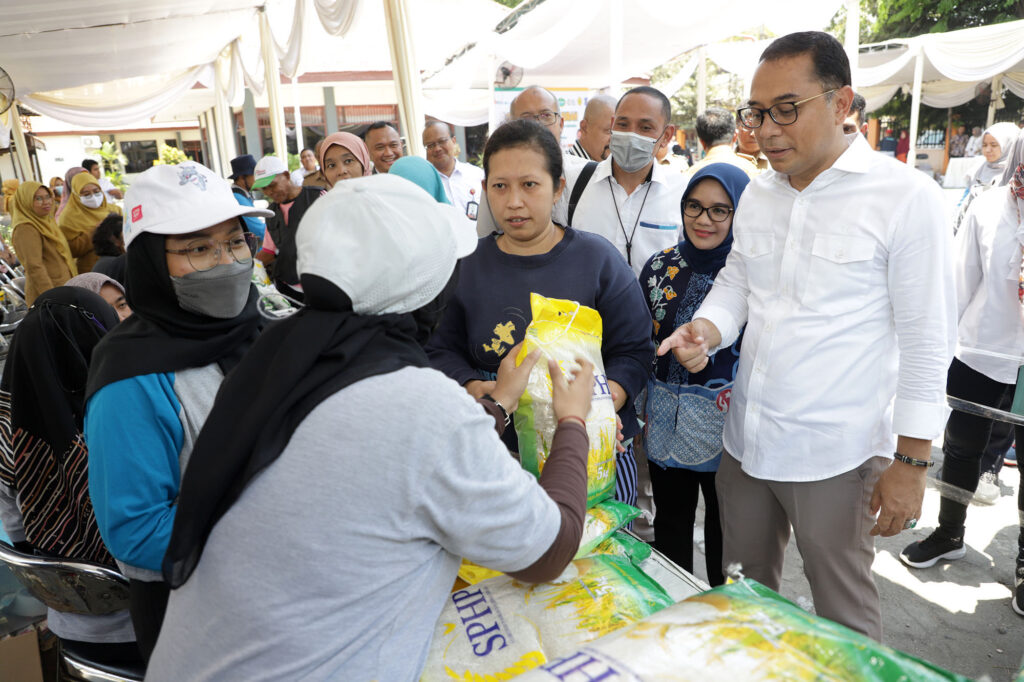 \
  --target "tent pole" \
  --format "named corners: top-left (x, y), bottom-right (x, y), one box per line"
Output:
top-left (987, 74), bottom-right (1002, 128)
top-left (214, 54), bottom-right (237, 172)
top-left (292, 76), bottom-right (305, 153)
top-left (844, 0), bottom-right (860, 88)
top-left (487, 53), bottom-right (498, 136)
top-left (259, 8), bottom-right (288, 162)
top-left (696, 46), bottom-right (708, 118)
top-left (608, 0), bottom-right (623, 96)
top-left (383, 0), bottom-right (426, 157)
top-left (907, 45), bottom-right (923, 170)
top-left (9, 106), bottom-right (35, 182)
